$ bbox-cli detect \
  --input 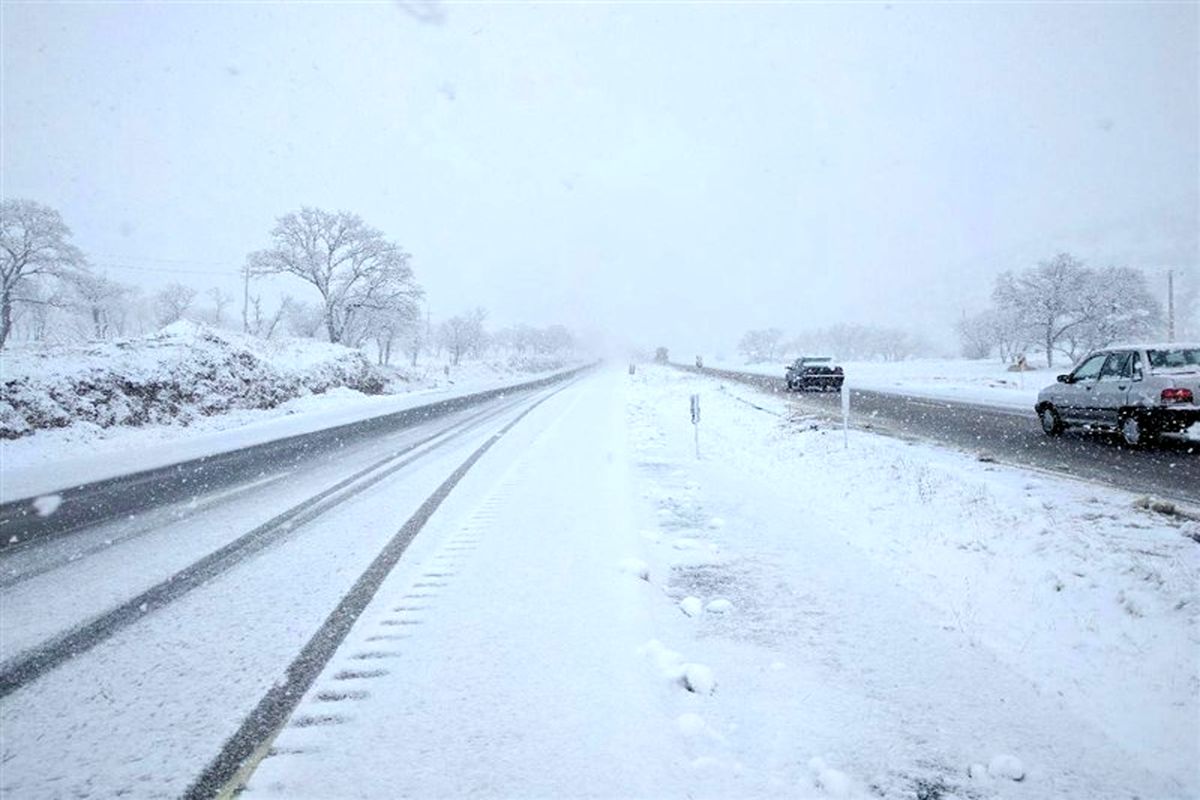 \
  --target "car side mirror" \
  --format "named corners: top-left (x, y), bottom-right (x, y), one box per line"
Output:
top-left (1056, 374), bottom-right (1073, 384)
